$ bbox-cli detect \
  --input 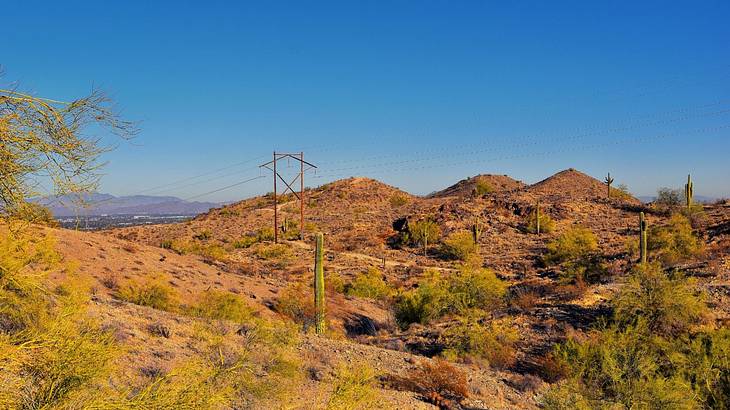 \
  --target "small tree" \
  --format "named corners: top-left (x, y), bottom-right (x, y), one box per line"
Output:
top-left (0, 86), bottom-right (135, 219)
top-left (409, 219), bottom-right (441, 256)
